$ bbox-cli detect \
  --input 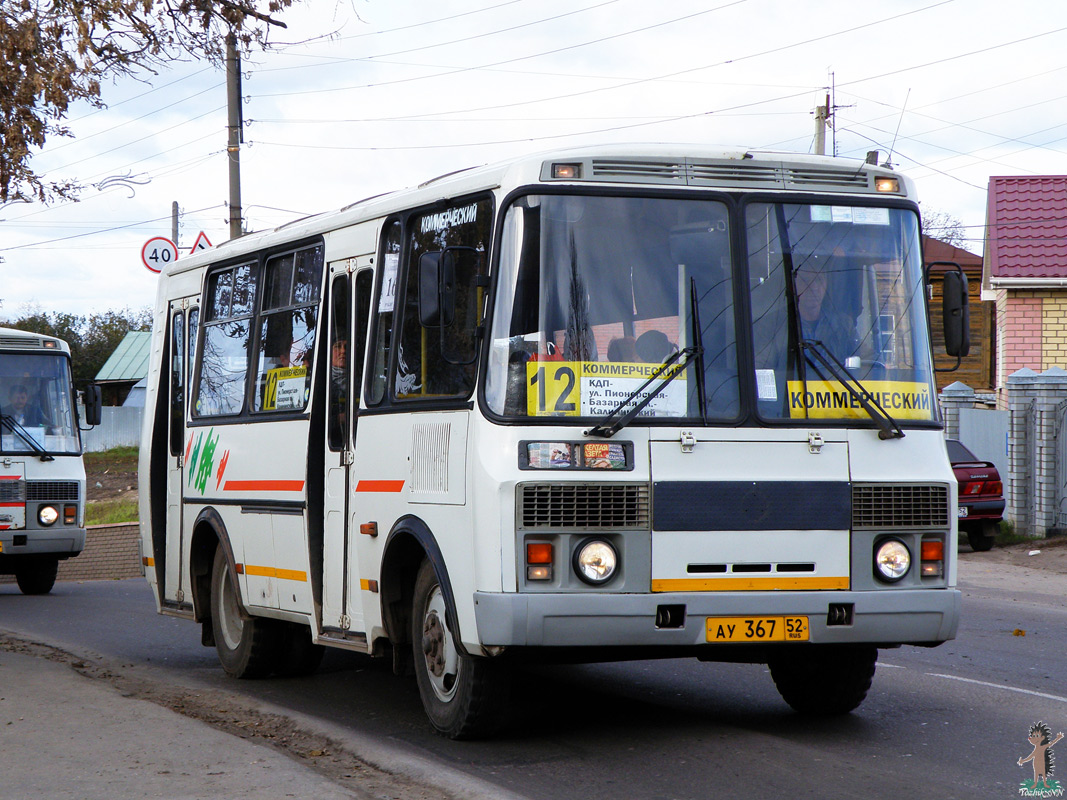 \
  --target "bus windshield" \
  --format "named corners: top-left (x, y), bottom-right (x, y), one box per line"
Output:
top-left (747, 201), bottom-right (937, 424)
top-left (486, 194), bottom-right (740, 422)
top-left (0, 353), bottom-right (80, 454)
